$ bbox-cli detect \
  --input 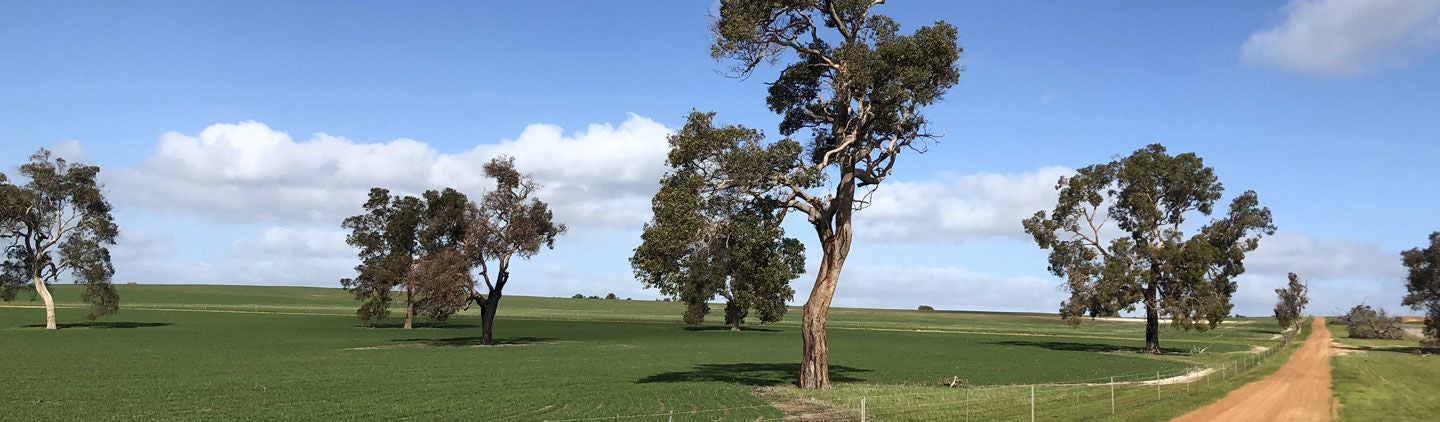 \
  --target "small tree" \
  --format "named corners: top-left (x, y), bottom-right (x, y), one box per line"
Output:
top-left (1344, 304), bottom-right (1405, 340)
top-left (632, 113), bottom-right (805, 331)
top-left (1401, 231), bottom-right (1440, 346)
top-left (1273, 272), bottom-right (1309, 330)
top-left (409, 187), bottom-right (473, 322)
top-left (1022, 144), bottom-right (1275, 353)
top-left (441, 156), bottom-right (566, 346)
top-left (340, 189), bottom-right (423, 327)
top-left (0, 149), bottom-right (120, 329)
top-left (340, 187), bottom-right (471, 328)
